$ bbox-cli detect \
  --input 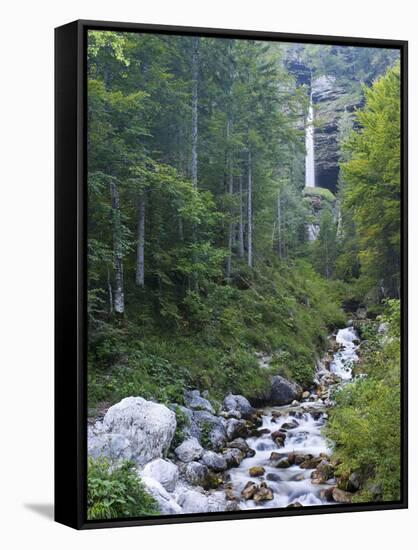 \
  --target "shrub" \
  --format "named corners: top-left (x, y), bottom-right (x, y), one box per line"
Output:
top-left (87, 458), bottom-right (159, 520)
